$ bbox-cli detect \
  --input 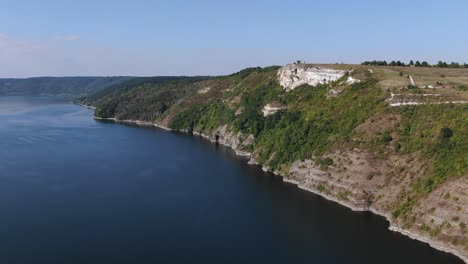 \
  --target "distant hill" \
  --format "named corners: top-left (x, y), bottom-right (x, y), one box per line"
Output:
top-left (83, 76), bottom-right (208, 104)
top-left (0, 76), bottom-right (133, 98)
